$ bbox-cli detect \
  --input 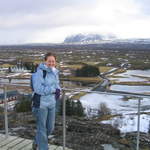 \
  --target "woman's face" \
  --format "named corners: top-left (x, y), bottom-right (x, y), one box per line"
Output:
top-left (45, 56), bottom-right (56, 68)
